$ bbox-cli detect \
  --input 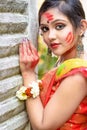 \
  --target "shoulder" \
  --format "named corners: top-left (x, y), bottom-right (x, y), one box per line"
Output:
top-left (58, 72), bottom-right (87, 97)
top-left (65, 71), bottom-right (87, 86)
top-left (55, 58), bottom-right (87, 84)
